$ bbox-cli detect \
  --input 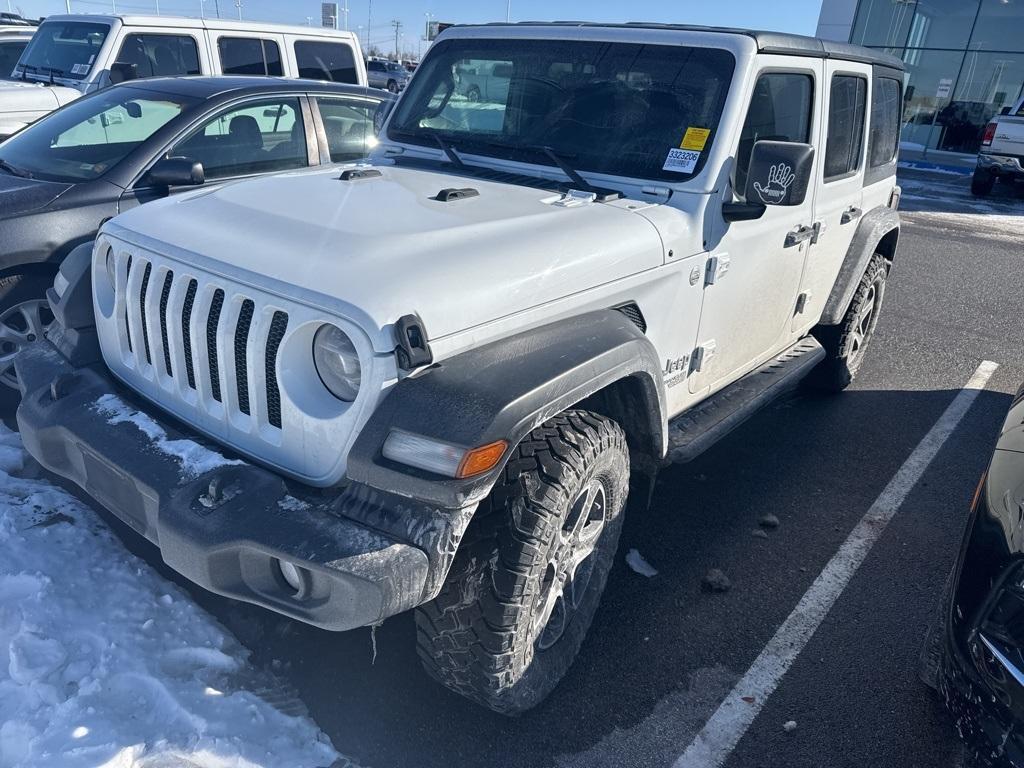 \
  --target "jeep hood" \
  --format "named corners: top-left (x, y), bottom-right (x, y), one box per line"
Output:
top-left (103, 164), bottom-right (668, 352)
top-left (0, 79), bottom-right (79, 111)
